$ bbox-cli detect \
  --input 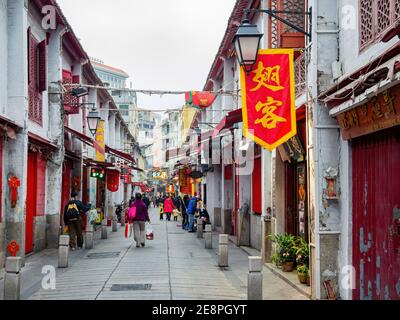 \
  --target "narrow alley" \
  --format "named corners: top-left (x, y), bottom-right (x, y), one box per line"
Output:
top-left (0, 208), bottom-right (308, 300)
